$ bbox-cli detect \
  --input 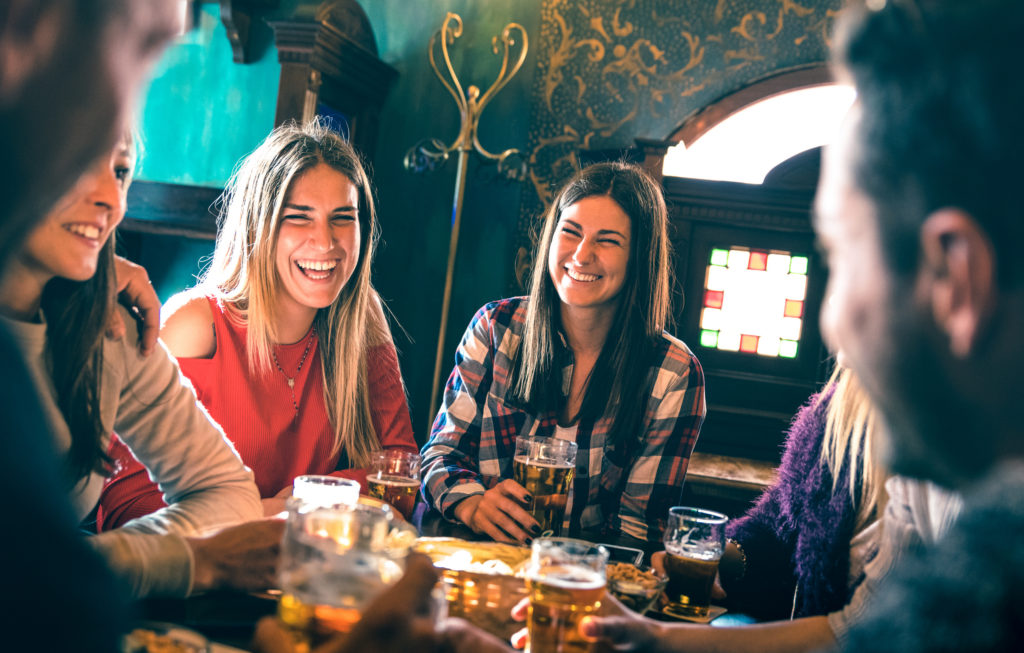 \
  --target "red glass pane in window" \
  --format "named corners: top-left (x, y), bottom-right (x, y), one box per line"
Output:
top-left (739, 334), bottom-right (759, 353)
top-left (748, 251), bottom-right (768, 271)
top-left (704, 289), bottom-right (724, 309)
top-left (784, 299), bottom-right (804, 318)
